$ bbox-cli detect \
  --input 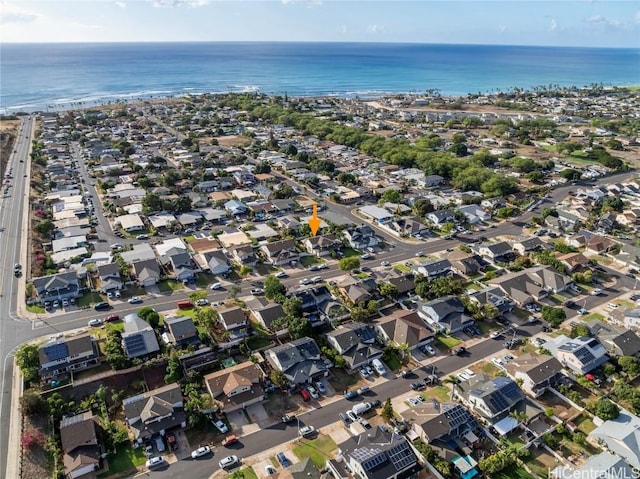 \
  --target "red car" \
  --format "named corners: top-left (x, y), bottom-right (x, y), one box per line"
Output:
top-left (300, 388), bottom-right (311, 402)
top-left (104, 314), bottom-right (120, 323)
